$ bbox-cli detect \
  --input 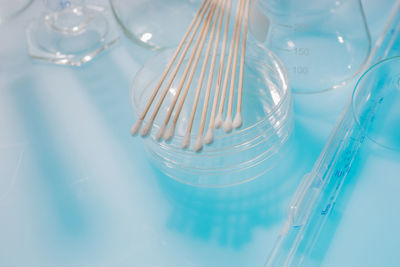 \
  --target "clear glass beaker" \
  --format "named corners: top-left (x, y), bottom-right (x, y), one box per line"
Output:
top-left (253, 0), bottom-right (371, 93)
top-left (110, 0), bottom-right (202, 50)
top-left (26, 0), bottom-right (119, 66)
